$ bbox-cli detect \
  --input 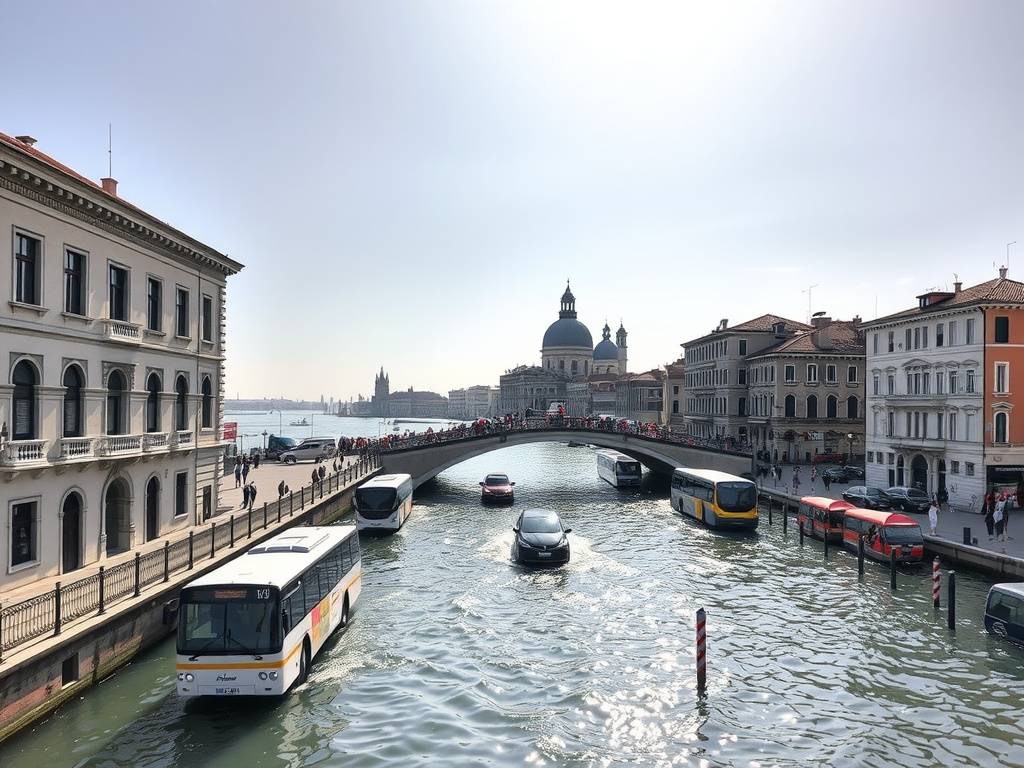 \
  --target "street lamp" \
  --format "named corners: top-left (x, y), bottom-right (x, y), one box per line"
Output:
top-left (846, 432), bottom-right (855, 464)
top-left (272, 409), bottom-right (283, 436)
